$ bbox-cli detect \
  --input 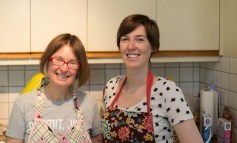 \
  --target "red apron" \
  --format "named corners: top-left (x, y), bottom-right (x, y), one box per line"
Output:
top-left (102, 71), bottom-right (156, 143)
top-left (28, 88), bottom-right (92, 143)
